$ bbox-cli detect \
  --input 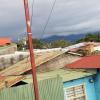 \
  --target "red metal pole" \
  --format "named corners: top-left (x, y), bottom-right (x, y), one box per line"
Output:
top-left (23, 0), bottom-right (39, 100)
